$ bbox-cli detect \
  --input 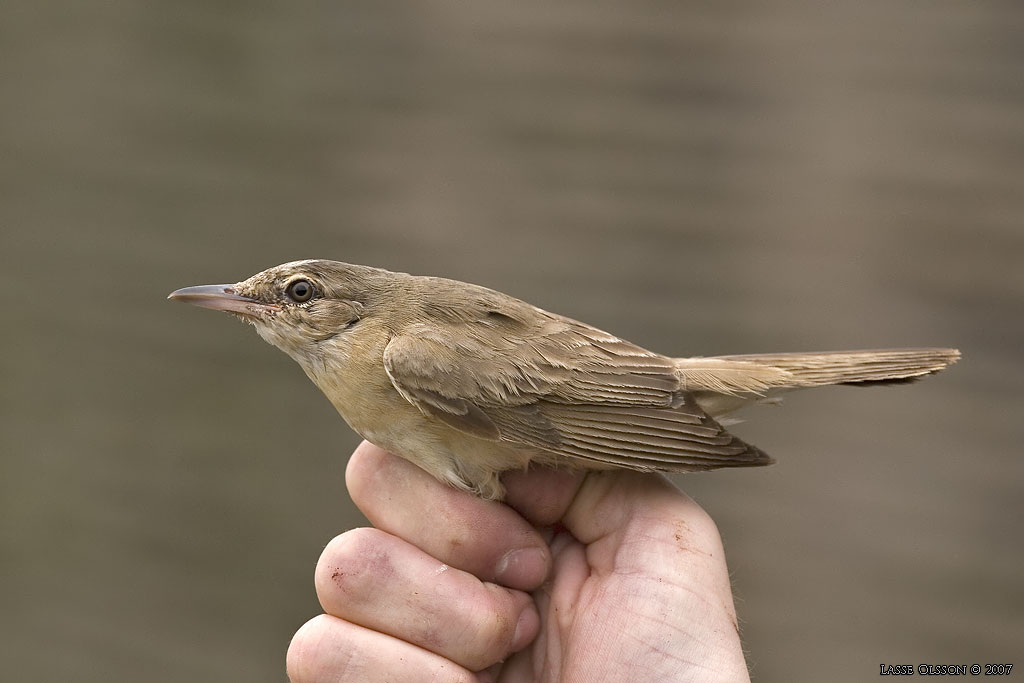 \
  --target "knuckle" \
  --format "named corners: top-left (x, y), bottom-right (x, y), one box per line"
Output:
top-left (656, 494), bottom-right (721, 552)
top-left (315, 527), bottom-right (394, 606)
top-left (286, 615), bottom-right (352, 682)
top-left (462, 588), bottom-right (518, 668)
top-left (684, 502), bottom-right (719, 541)
top-left (344, 441), bottom-right (387, 502)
